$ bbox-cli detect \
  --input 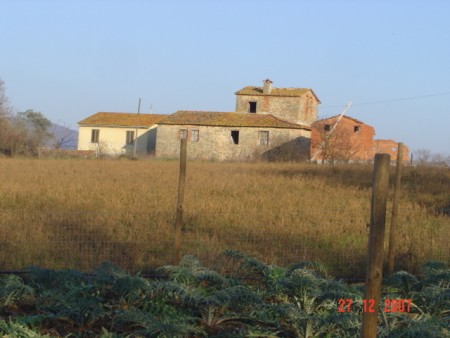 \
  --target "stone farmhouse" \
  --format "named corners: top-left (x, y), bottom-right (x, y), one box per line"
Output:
top-left (311, 115), bottom-right (409, 162)
top-left (78, 80), bottom-right (321, 160)
top-left (78, 80), bottom-right (407, 162)
top-left (155, 111), bottom-right (311, 161)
